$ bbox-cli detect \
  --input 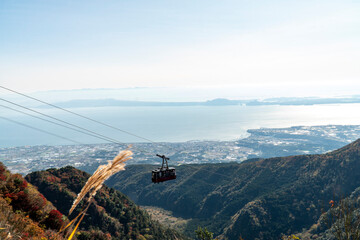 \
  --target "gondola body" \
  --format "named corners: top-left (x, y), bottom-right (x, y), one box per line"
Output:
top-left (152, 167), bottom-right (176, 183)
top-left (152, 154), bottom-right (176, 183)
